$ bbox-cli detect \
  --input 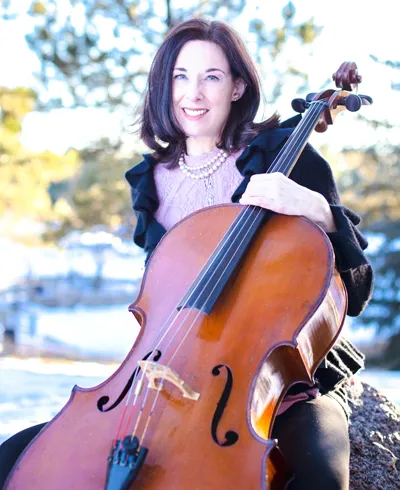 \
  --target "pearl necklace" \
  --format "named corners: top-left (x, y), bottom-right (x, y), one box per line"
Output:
top-left (178, 149), bottom-right (229, 180)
